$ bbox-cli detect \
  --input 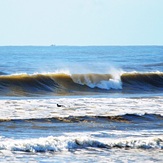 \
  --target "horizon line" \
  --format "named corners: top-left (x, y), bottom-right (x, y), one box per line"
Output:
top-left (0, 44), bottom-right (163, 47)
